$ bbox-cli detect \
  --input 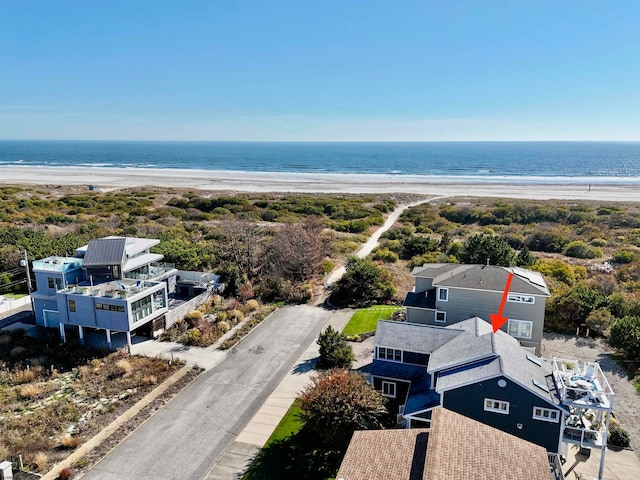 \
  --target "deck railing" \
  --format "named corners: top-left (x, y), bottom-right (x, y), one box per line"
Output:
top-left (548, 453), bottom-right (565, 480)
